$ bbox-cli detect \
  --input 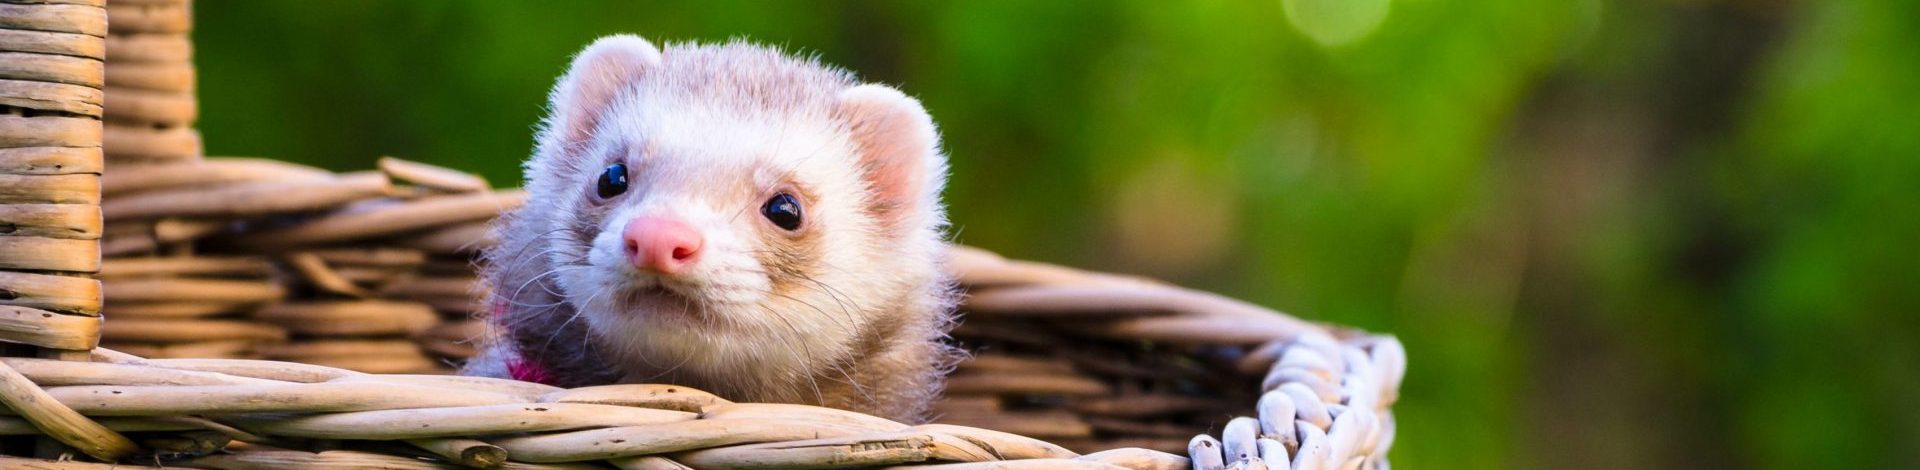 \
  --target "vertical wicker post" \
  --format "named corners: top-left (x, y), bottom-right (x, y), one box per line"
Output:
top-left (101, 0), bottom-right (199, 163)
top-left (0, 0), bottom-right (138, 461)
top-left (92, 0), bottom-right (316, 363)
